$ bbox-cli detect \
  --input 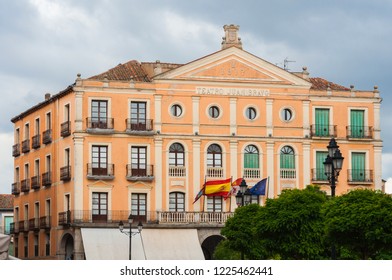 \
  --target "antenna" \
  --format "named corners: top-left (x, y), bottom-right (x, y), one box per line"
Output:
top-left (283, 57), bottom-right (295, 71)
